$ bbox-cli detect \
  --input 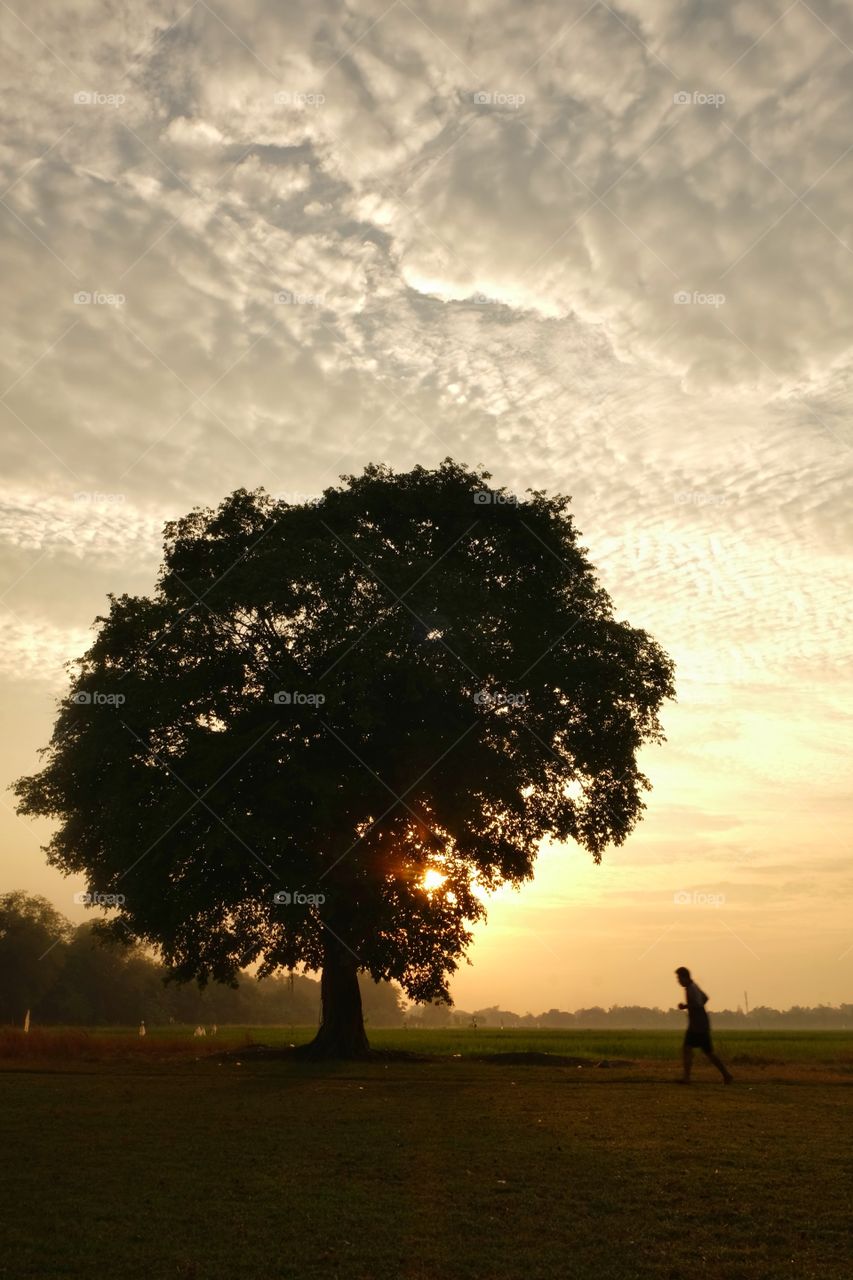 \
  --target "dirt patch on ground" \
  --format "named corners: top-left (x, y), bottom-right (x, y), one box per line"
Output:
top-left (221, 1045), bottom-right (636, 1068)
top-left (471, 1051), bottom-right (634, 1068)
